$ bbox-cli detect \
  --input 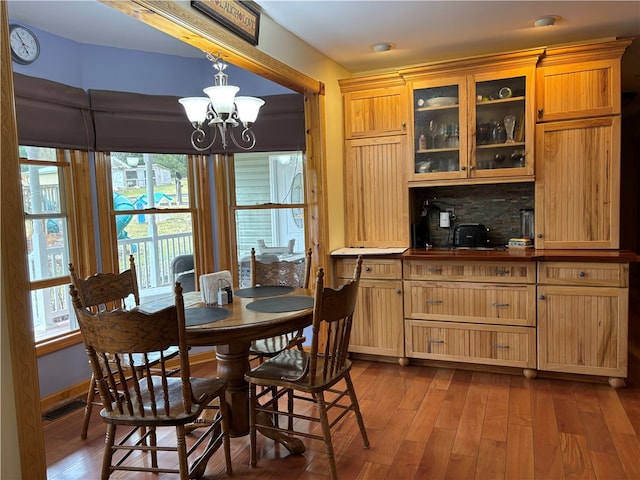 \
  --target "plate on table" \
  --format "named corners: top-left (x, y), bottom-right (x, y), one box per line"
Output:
top-left (426, 97), bottom-right (458, 107)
